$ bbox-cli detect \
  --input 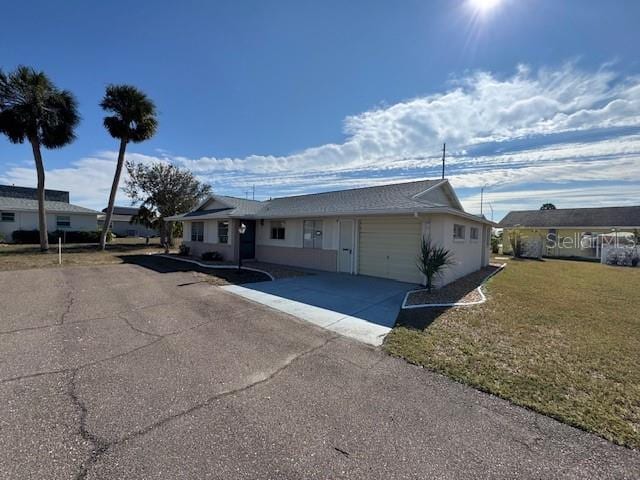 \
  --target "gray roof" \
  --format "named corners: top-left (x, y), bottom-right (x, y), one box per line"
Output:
top-left (258, 179), bottom-right (443, 217)
top-left (102, 206), bottom-right (140, 216)
top-left (216, 195), bottom-right (264, 216)
top-left (168, 179), bottom-right (493, 225)
top-left (0, 196), bottom-right (100, 214)
top-left (500, 206), bottom-right (640, 228)
top-left (0, 184), bottom-right (69, 202)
